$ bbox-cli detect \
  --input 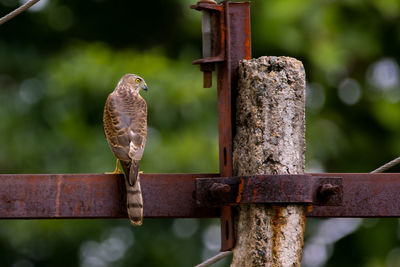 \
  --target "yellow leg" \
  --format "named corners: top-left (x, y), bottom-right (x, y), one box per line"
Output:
top-left (105, 159), bottom-right (121, 174)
